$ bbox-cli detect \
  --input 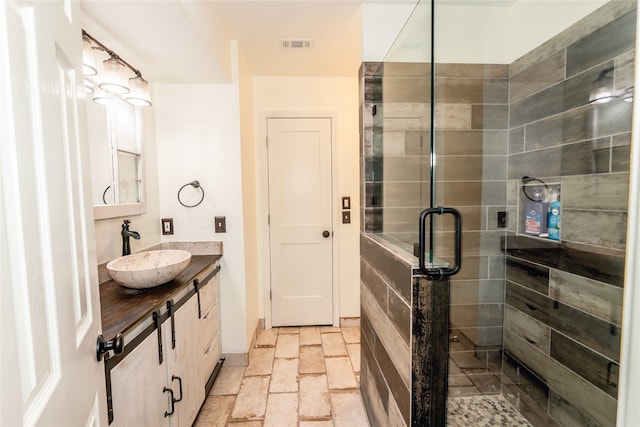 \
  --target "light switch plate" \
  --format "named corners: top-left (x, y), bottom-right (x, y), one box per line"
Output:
top-left (215, 216), bottom-right (226, 233)
top-left (342, 211), bottom-right (351, 224)
top-left (161, 218), bottom-right (174, 235)
top-left (342, 196), bottom-right (351, 210)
